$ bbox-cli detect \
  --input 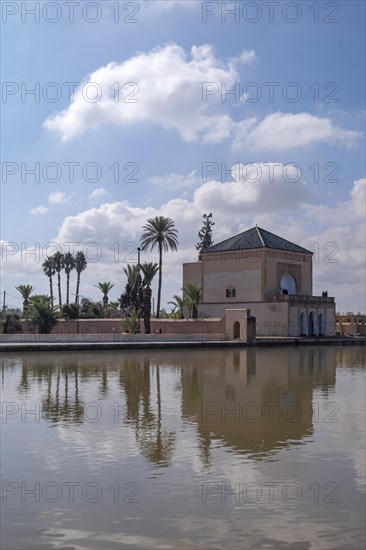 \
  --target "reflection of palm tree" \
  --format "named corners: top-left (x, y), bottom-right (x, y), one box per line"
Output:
top-left (137, 365), bottom-right (176, 466)
top-left (119, 358), bottom-right (176, 466)
top-left (41, 364), bottom-right (84, 424)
